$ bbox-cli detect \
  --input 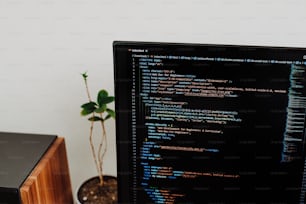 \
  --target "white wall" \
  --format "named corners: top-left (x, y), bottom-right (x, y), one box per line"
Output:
top-left (1, 0), bottom-right (306, 193)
